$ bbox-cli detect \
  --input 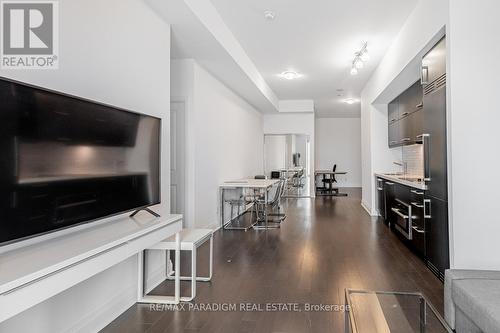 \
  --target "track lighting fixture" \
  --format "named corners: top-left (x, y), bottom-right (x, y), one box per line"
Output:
top-left (350, 42), bottom-right (369, 75)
